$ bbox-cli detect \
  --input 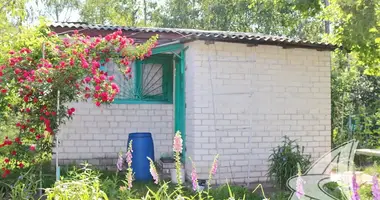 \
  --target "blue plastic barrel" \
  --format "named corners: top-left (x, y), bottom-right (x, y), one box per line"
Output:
top-left (127, 132), bottom-right (155, 181)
